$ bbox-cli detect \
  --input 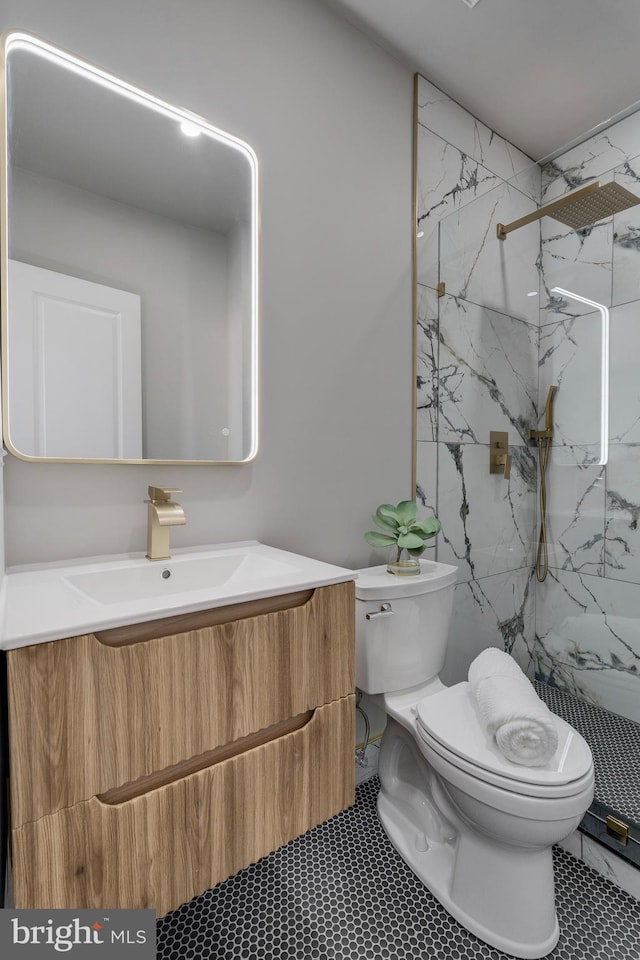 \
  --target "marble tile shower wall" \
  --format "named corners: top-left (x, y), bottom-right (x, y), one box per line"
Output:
top-left (535, 112), bottom-right (640, 724)
top-left (415, 76), bottom-right (540, 684)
